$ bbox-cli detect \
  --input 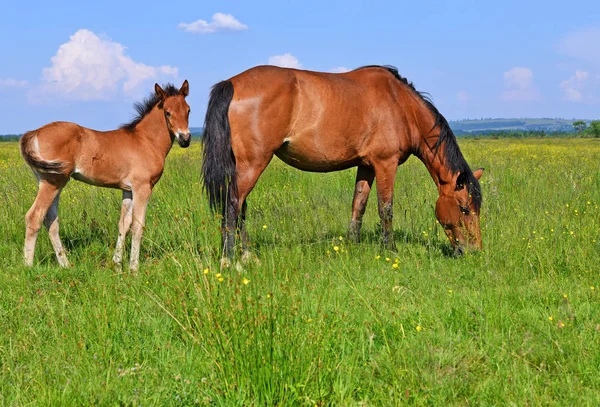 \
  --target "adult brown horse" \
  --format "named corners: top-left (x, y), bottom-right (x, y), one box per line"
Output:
top-left (202, 65), bottom-right (483, 263)
top-left (21, 80), bottom-right (191, 270)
